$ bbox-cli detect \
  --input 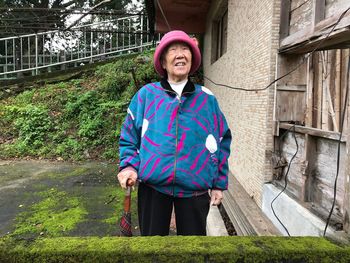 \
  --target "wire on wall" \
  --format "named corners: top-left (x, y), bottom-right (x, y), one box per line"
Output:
top-left (270, 124), bottom-right (299, 236)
